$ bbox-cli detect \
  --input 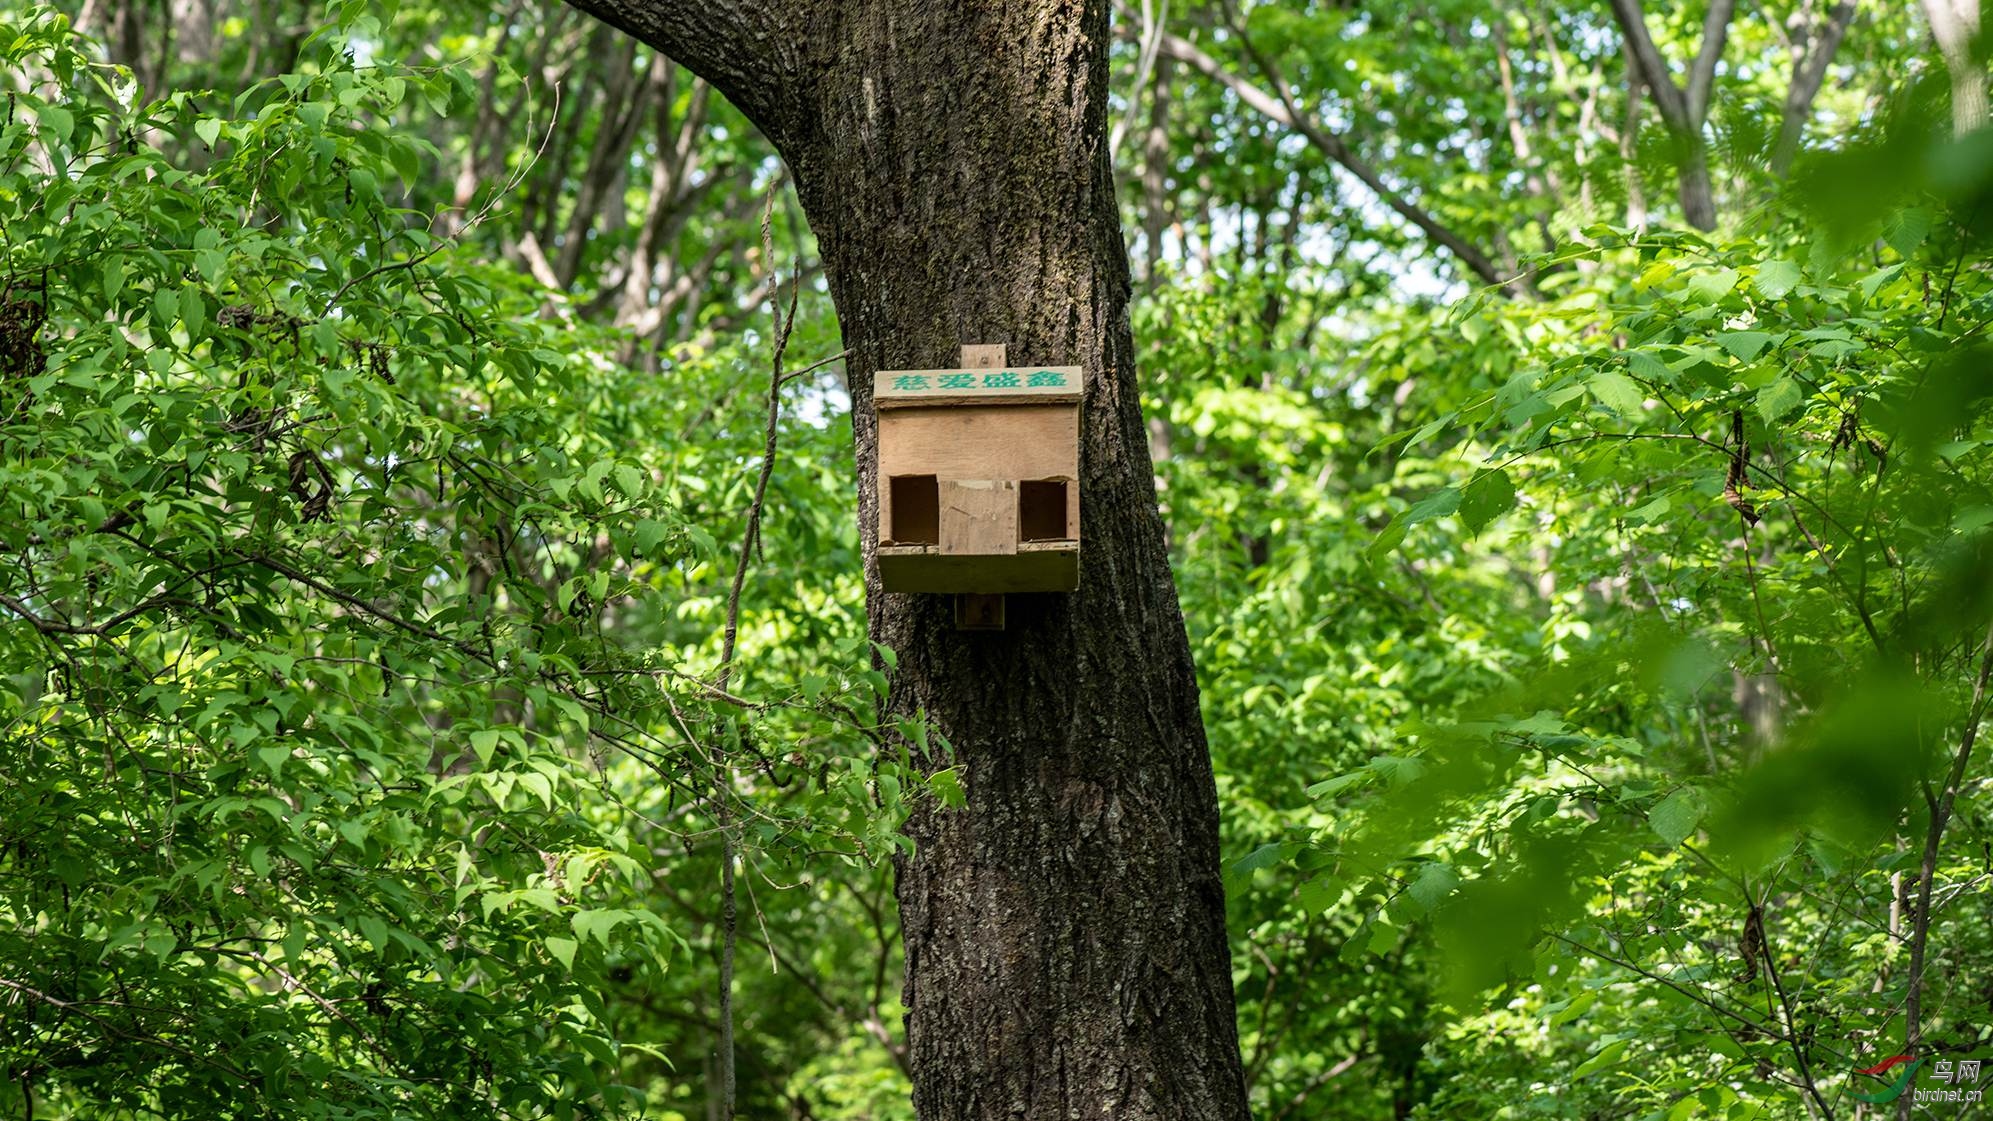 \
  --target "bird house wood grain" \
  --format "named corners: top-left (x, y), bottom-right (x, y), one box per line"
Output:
top-left (875, 346), bottom-right (1081, 594)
